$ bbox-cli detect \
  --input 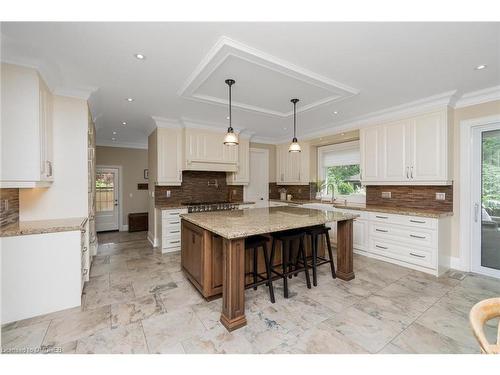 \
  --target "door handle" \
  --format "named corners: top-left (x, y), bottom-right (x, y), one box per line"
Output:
top-left (474, 203), bottom-right (480, 223)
